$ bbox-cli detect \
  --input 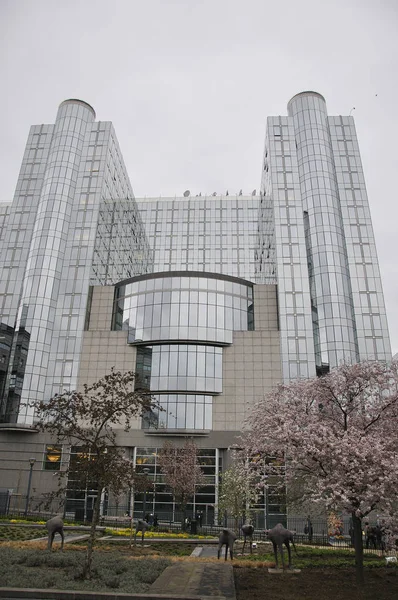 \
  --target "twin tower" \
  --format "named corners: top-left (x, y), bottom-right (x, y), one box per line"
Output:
top-left (0, 92), bottom-right (391, 425)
